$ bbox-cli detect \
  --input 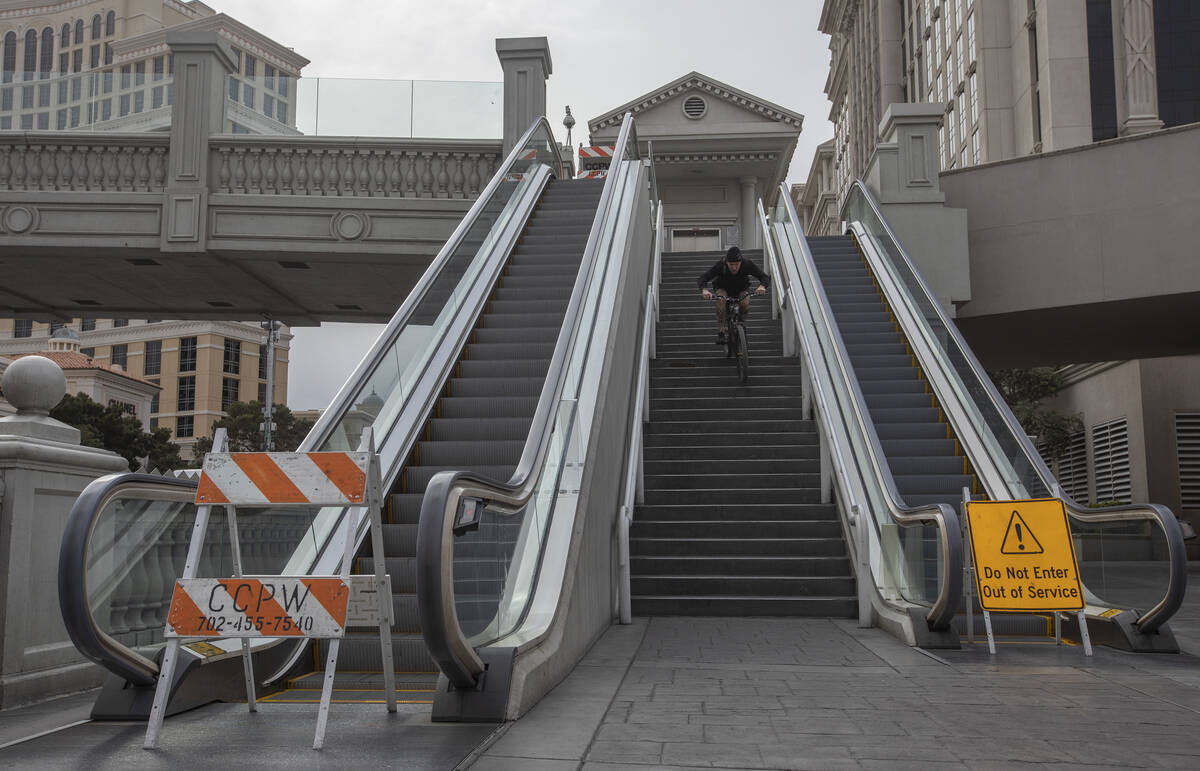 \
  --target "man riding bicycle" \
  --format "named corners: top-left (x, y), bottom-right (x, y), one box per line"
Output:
top-left (698, 246), bottom-right (770, 343)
